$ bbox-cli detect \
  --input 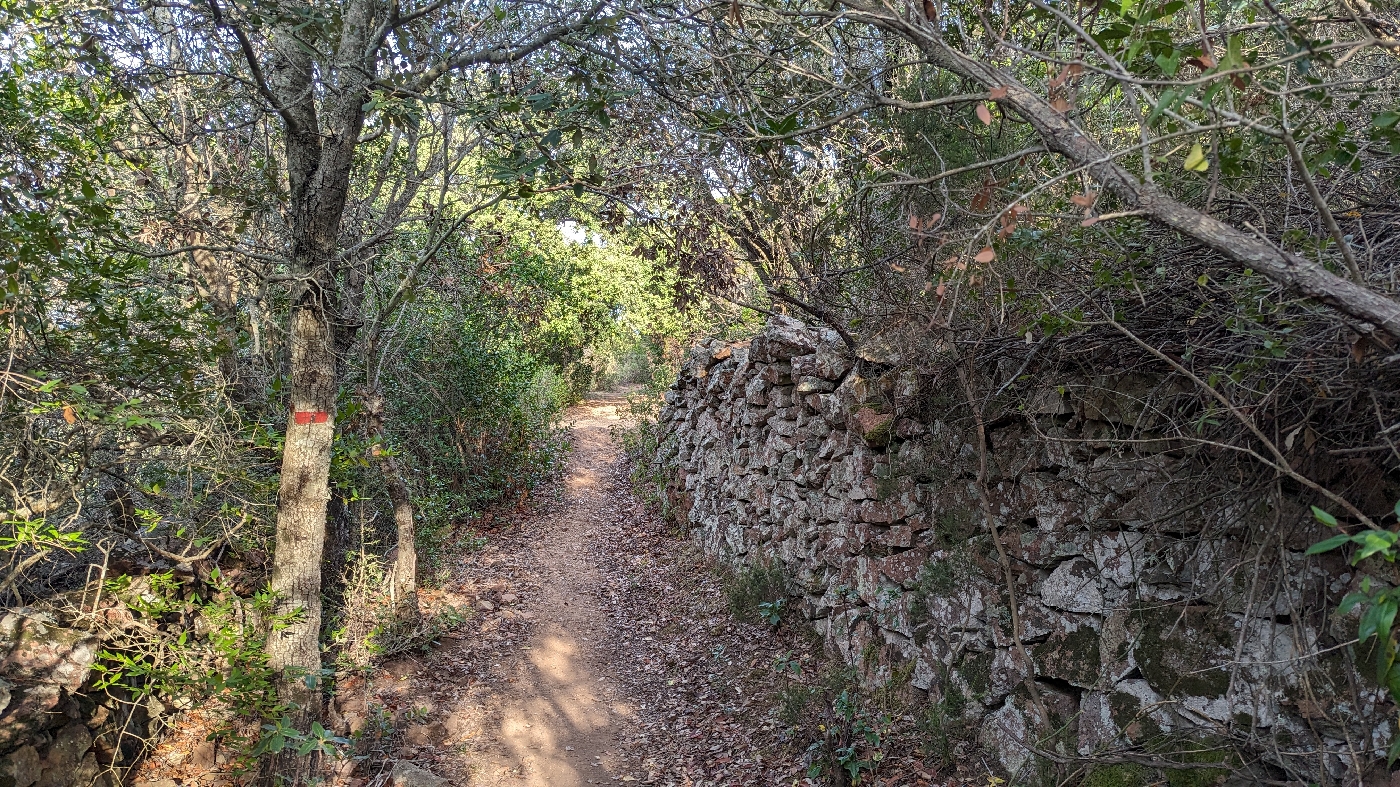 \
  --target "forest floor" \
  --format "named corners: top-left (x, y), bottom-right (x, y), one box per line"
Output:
top-left (130, 395), bottom-right (958, 787)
